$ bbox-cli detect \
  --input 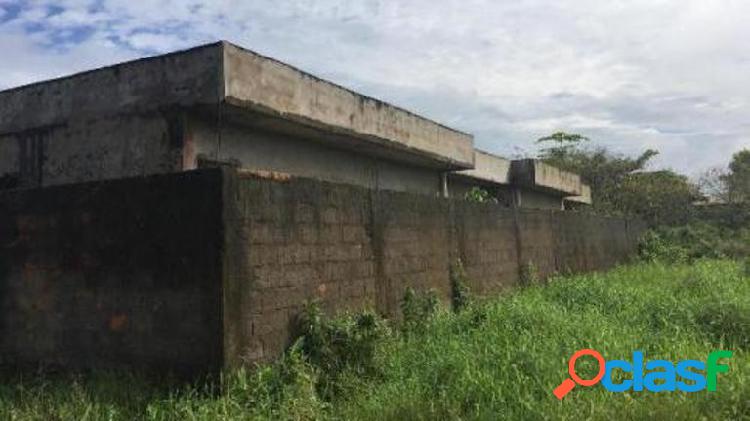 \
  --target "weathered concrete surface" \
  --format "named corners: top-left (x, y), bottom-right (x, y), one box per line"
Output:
top-left (0, 169), bottom-right (644, 372)
top-left (222, 43), bottom-right (474, 170)
top-left (452, 150), bottom-right (511, 185)
top-left (0, 170), bottom-right (224, 374)
top-left (0, 44), bottom-right (222, 134)
top-left (0, 41), bottom-right (473, 192)
top-left (565, 183), bottom-right (592, 205)
top-left (221, 170), bottom-right (645, 365)
top-left (187, 114), bottom-right (444, 196)
top-left (515, 188), bottom-right (566, 210)
top-left (511, 159), bottom-right (583, 197)
top-left (448, 152), bottom-right (586, 209)
top-left (0, 114), bottom-right (184, 188)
